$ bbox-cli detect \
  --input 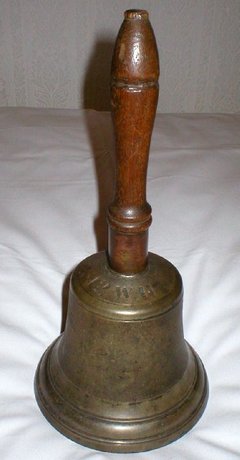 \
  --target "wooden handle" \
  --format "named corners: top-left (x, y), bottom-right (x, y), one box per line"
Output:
top-left (107, 10), bottom-right (159, 274)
